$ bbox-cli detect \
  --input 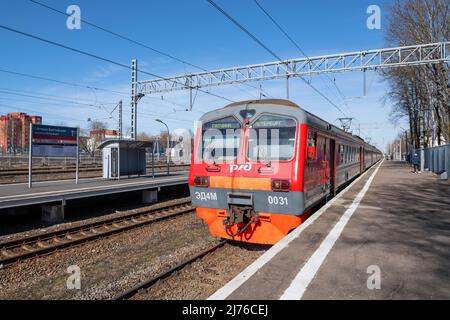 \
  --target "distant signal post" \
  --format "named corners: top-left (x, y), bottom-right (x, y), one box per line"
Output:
top-left (28, 124), bottom-right (79, 188)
